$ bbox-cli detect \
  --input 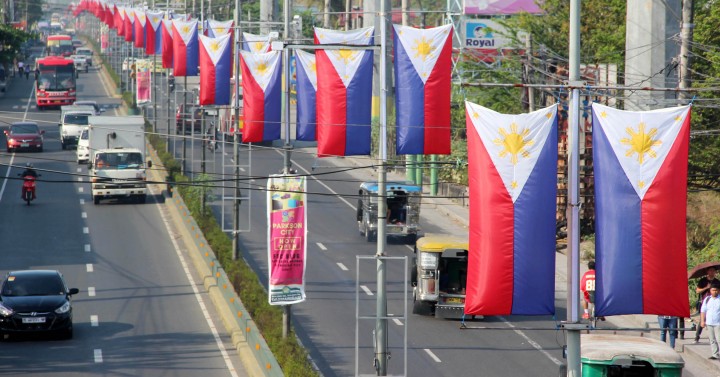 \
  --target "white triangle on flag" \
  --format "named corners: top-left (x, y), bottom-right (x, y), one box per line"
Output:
top-left (241, 50), bottom-right (281, 92)
top-left (592, 103), bottom-right (690, 200)
top-left (173, 20), bottom-right (198, 46)
top-left (147, 11), bottom-right (164, 30)
top-left (135, 10), bottom-right (146, 27)
top-left (163, 19), bottom-right (173, 34)
top-left (466, 102), bottom-right (558, 203)
top-left (295, 50), bottom-right (317, 91)
top-left (393, 24), bottom-right (452, 84)
top-left (200, 34), bottom-right (231, 66)
top-left (314, 26), bottom-right (374, 45)
top-left (126, 9), bottom-right (134, 22)
top-left (243, 32), bottom-right (271, 53)
top-left (314, 27), bottom-right (374, 88)
top-left (208, 19), bottom-right (233, 37)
